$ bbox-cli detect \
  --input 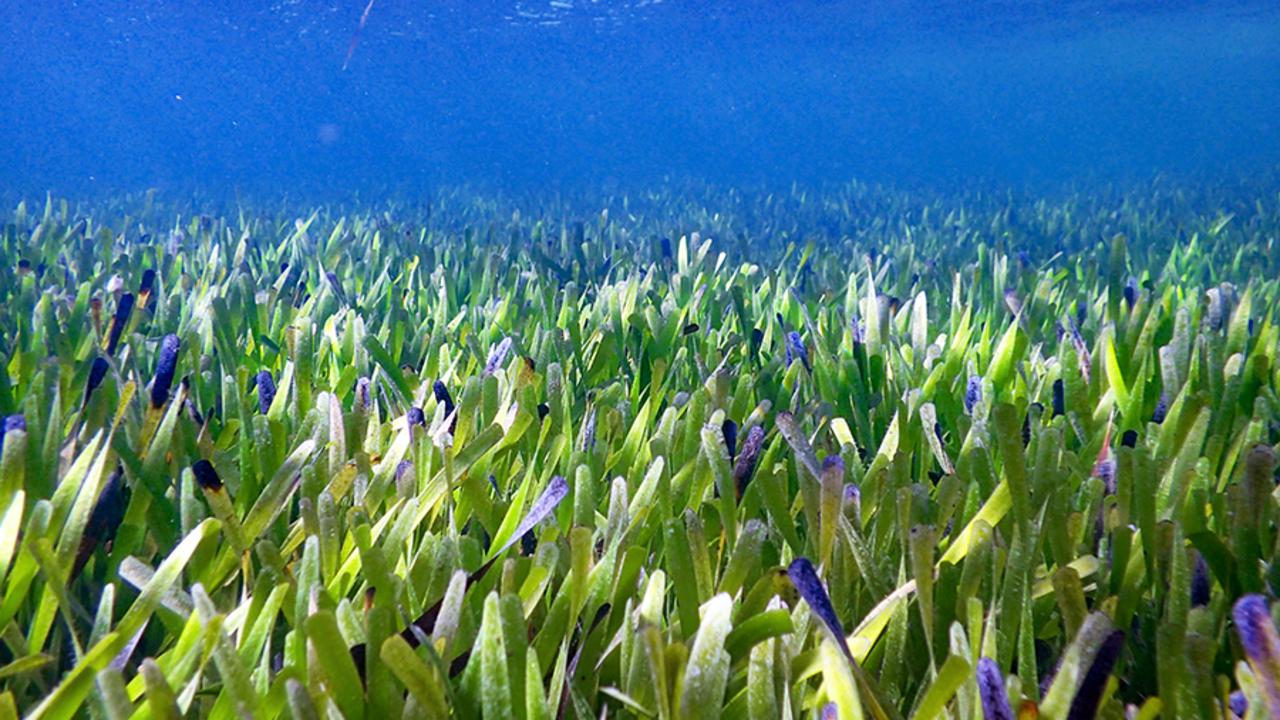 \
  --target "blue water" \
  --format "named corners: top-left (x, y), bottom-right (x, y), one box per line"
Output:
top-left (2, 1), bottom-right (1279, 199)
